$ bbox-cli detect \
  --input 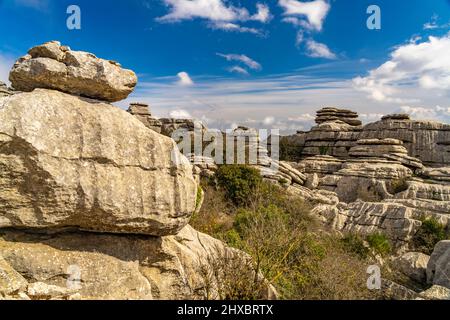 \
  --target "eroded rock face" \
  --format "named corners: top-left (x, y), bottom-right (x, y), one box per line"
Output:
top-left (0, 82), bottom-right (13, 97)
top-left (127, 103), bottom-right (162, 134)
top-left (0, 89), bottom-right (197, 236)
top-left (9, 41), bottom-right (137, 102)
top-left (395, 252), bottom-right (430, 283)
top-left (427, 241), bottom-right (450, 289)
top-left (0, 225), bottom-right (267, 300)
